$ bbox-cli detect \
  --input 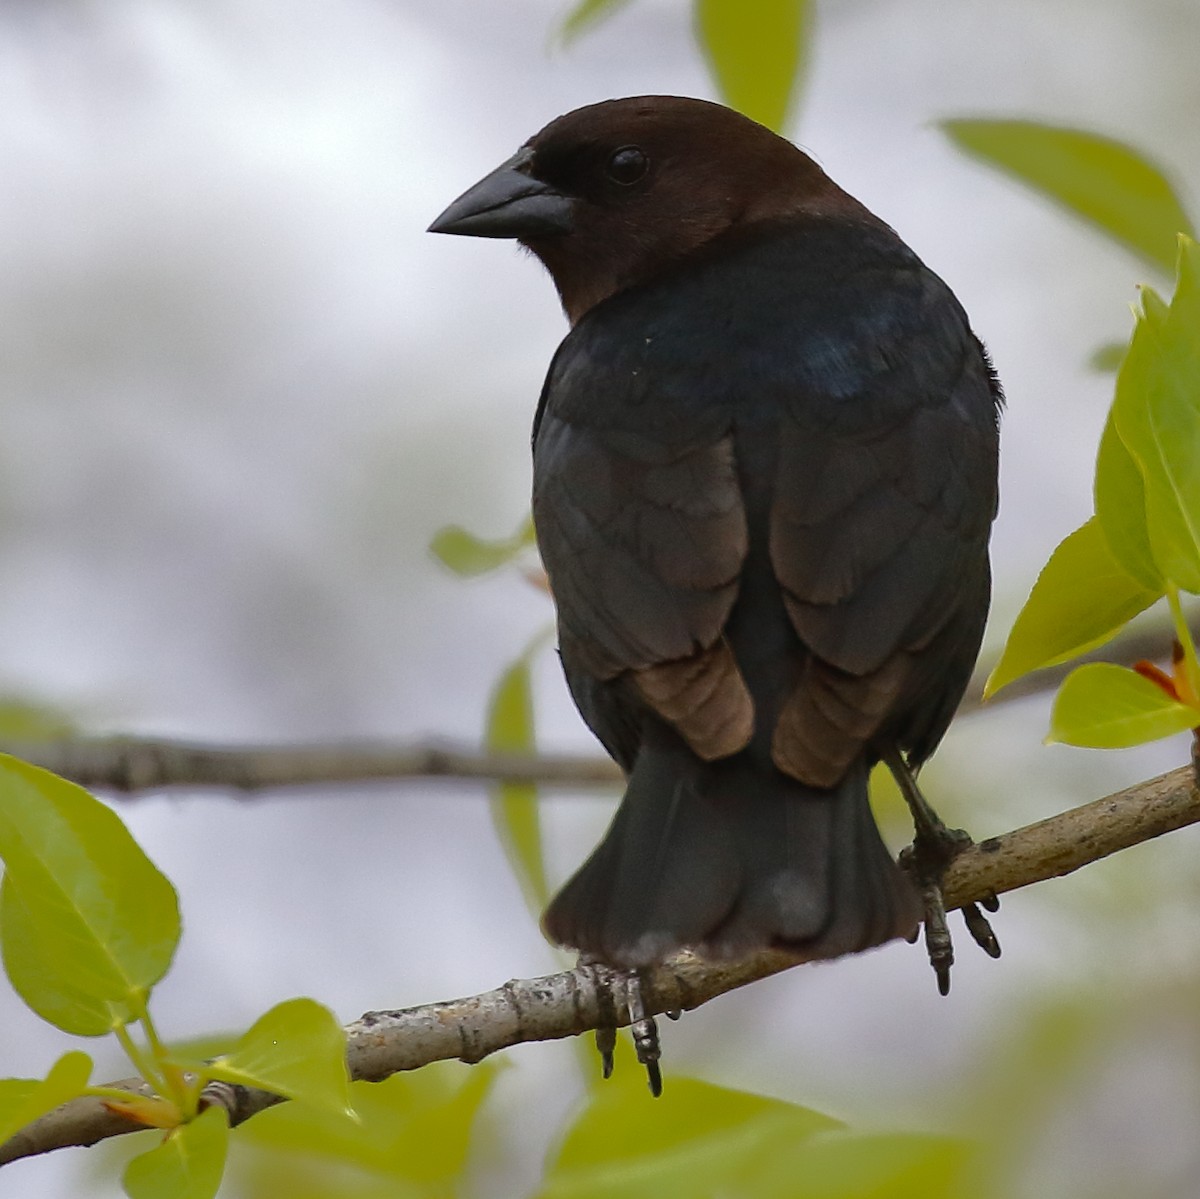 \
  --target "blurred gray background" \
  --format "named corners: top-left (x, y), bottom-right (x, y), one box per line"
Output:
top-left (2, 0), bottom-right (1199, 1195)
